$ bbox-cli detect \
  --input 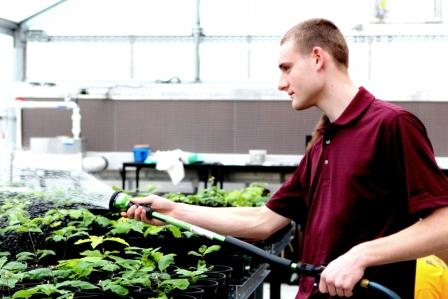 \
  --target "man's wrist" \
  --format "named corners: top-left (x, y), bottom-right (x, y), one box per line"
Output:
top-left (350, 241), bottom-right (376, 269)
